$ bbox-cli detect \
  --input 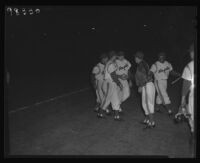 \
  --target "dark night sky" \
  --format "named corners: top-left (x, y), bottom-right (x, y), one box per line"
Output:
top-left (5, 6), bottom-right (197, 108)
